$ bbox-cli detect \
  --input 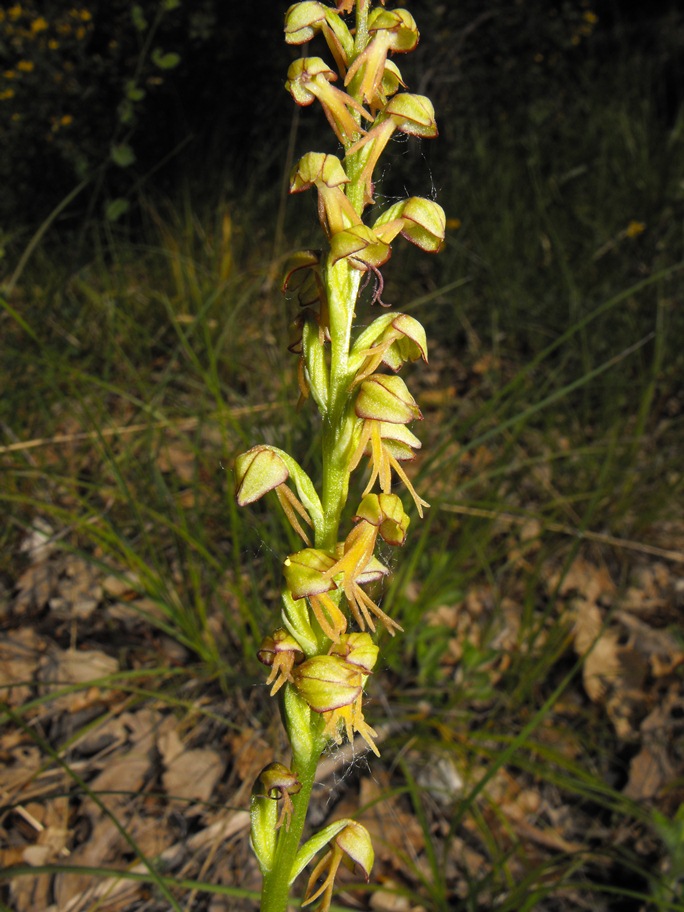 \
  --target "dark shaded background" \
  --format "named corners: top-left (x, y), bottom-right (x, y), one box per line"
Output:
top-left (0, 0), bottom-right (682, 229)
